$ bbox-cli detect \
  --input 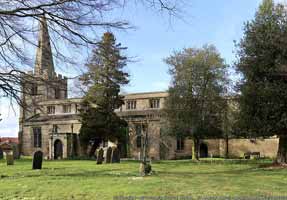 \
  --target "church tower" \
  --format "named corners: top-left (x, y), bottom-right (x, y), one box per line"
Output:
top-left (19, 16), bottom-right (68, 154)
